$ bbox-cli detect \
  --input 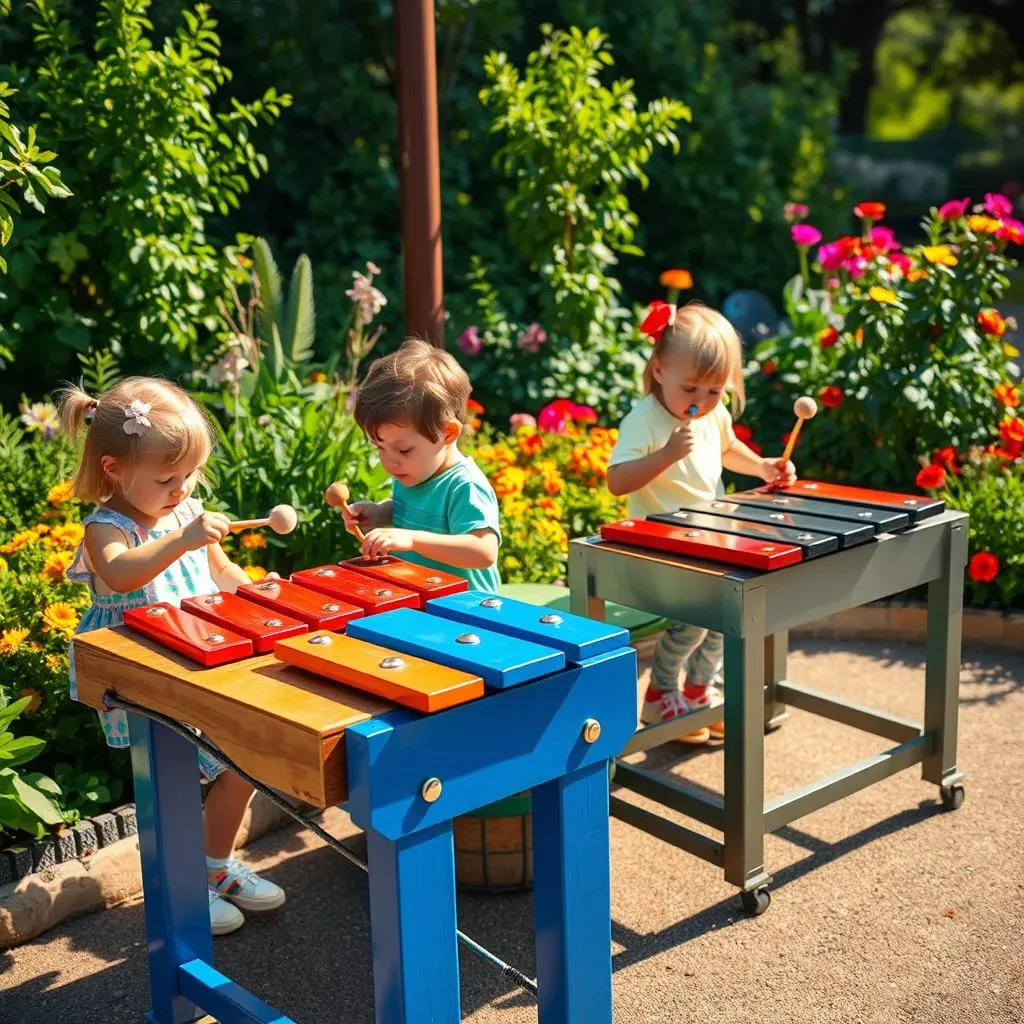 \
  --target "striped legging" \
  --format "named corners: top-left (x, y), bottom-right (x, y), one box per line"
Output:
top-left (651, 622), bottom-right (724, 694)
